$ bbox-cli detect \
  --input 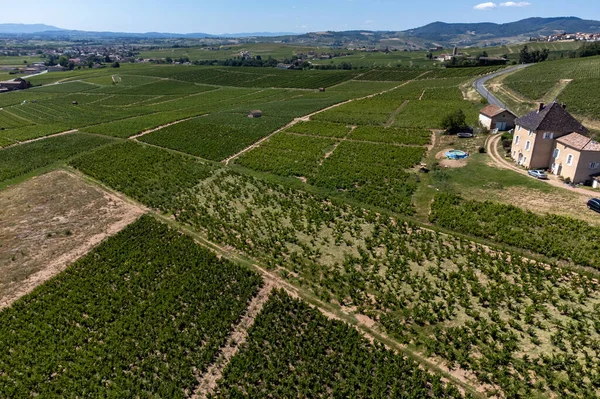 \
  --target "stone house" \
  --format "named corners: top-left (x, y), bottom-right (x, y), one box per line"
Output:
top-left (510, 102), bottom-right (600, 183)
top-left (479, 104), bottom-right (517, 131)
